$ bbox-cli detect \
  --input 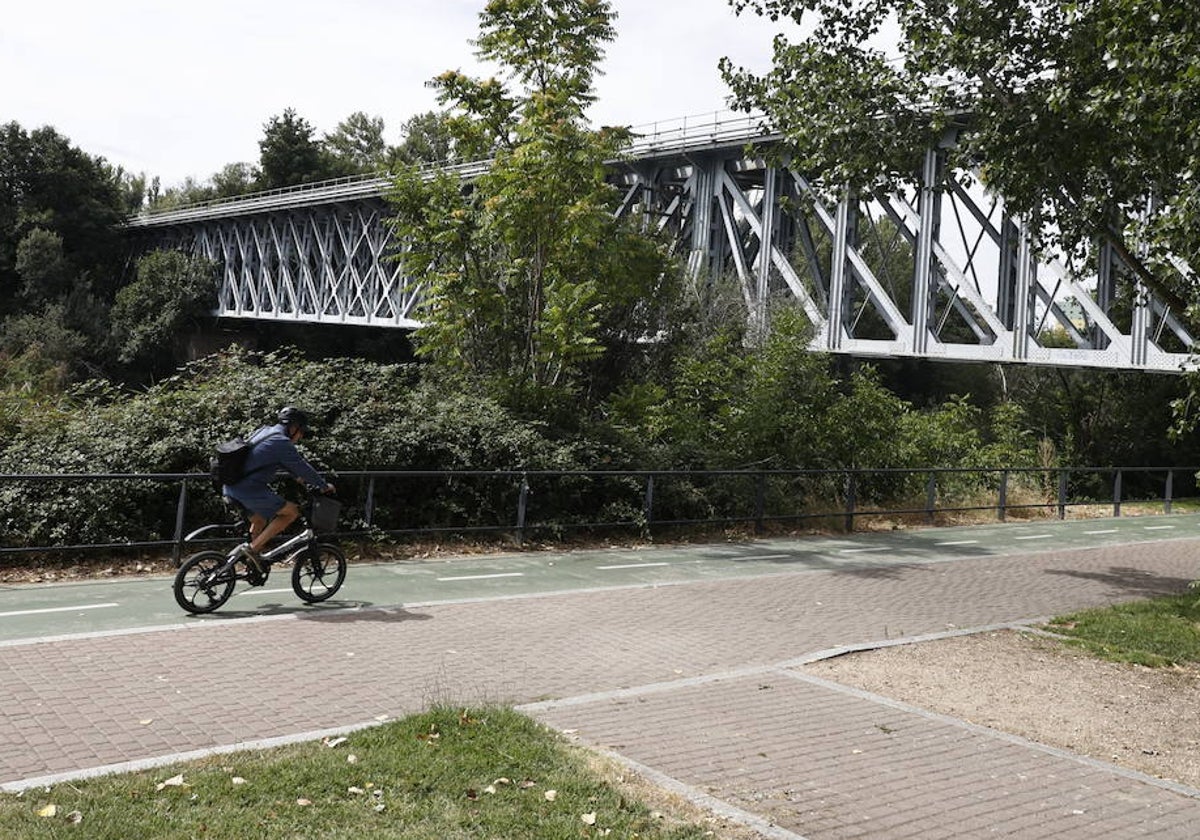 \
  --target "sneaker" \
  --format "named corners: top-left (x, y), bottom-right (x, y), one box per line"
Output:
top-left (236, 543), bottom-right (267, 576)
